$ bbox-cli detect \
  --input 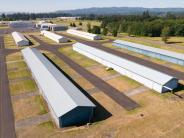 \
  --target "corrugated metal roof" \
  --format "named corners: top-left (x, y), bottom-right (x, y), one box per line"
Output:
top-left (12, 32), bottom-right (29, 42)
top-left (73, 43), bottom-right (176, 85)
top-left (41, 30), bottom-right (66, 40)
top-left (21, 47), bottom-right (95, 117)
top-left (67, 29), bottom-right (98, 37)
top-left (114, 40), bottom-right (184, 60)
